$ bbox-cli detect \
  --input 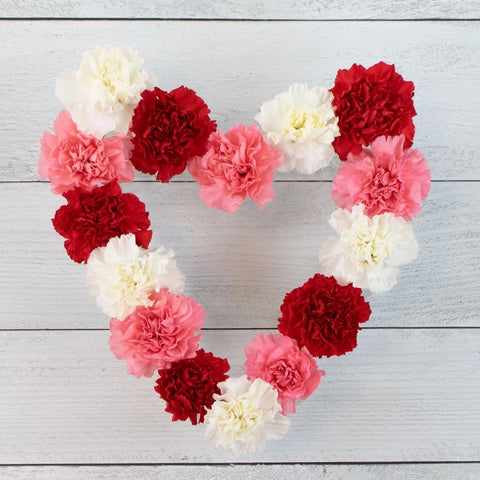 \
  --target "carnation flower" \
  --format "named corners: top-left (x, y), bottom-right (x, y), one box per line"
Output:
top-left (86, 233), bottom-right (185, 320)
top-left (204, 376), bottom-right (290, 453)
top-left (56, 46), bottom-right (153, 138)
top-left (277, 274), bottom-right (371, 358)
top-left (53, 181), bottom-right (152, 263)
top-left (319, 204), bottom-right (419, 292)
top-left (188, 124), bottom-right (283, 212)
top-left (109, 289), bottom-right (204, 377)
top-left (130, 86), bottom-right (217, 183)
top-left (38, 110), bottom-right (134, 194)
top-left (255, 83), bottom-right (339, 174)
top-left (155, 349), bottom-right (230, 424)
top-left (332, 135), bottom-right (430, 220)
top-left (244, 333), bottom-right (324, 414)
top-left (331, 62), bottom-right (416, 160)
